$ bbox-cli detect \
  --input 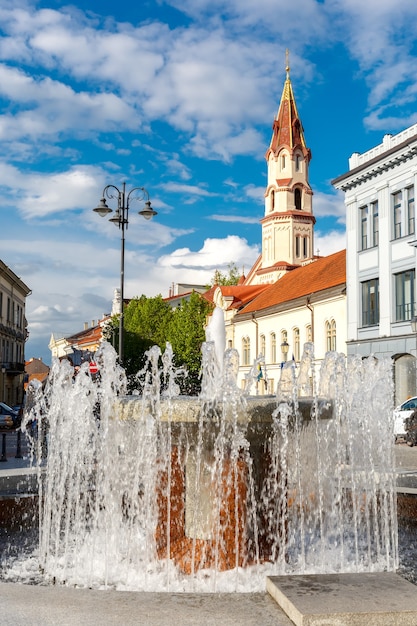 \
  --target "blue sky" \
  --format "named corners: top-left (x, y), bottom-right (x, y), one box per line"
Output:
top-left (1, 0), bottom-right (417, 364)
